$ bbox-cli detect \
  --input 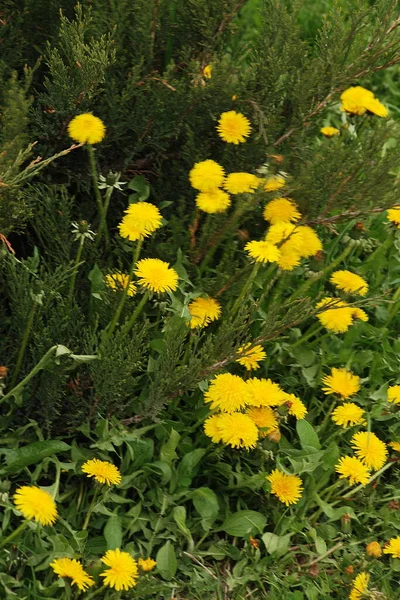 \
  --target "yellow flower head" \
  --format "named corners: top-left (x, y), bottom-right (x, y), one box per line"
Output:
top-left (263, 198), bottom-right (301, 225)
top-left (68, 113), bottom-right (106, 144)
top-left (295, 226), bottom-right (323, 258)
top-left (202, 64), bottom-right (212, 79)
top-left (321, 368), bottom-right (361, 399)
top-left (265, 223), bottom-right (322, 259)
top-left (105, 273), bottom-right (136, 297)
top-left (351, 307), bottom-right (368, 322)
top-left (277, 244), bottom-right (302, 271)
top-left (366, 541), bottom-right (382, 558)
top-left (335, 456), bottom-right (371, 485)
top-left (387, 385), bottom-right (400, 404)
top-left (267, 469), bottom-right (303, 506)
top-left (340, 86), bottom-right (374, 116)
top-left (383, 536), bottom-right (400, 558)
top-left (245, 240), bottom-right (281, 264)
top-left (316, 298), bottom-right (355, 333)
top-left (350, 431), bottom-right (388, 471)
top-left (189, 160), bottom-right (225, 192)
top-left (50, 558), bottom-right (95, 591)
top-left (264, 175), bottom-right (285, 192)
top-left (204, 373), bottom-right (251, 413)
top-left (217, 412), bottom-right (259, 449)
top-left (330, 270), bottom-right (368, 296)
top-left (364, 97), bottom-right (389, 117)
top-left (216, 111), bottom-right (251, 144)
top-left (320, 126), bottom-right (340, 137)
top-left (246, 406), bottom-right (278, 436)
top-left (100, 549), bottom-right (139, 591)
top-left (389, 441), bottom-right (400, 452)
top-left (138, 557), bottom-right (157, 572)
top-left (224, 172), bottom-right (260, 194)
top-left (283, 393), bottom-right (307, 419)
top-left (265, 222), bottom-right (297, 245)
top-left (195, 189), bottom-right (231, 213)
top-left (134, 258), bottom-right (179, 294)
top-left (387, 207), bottom-right (400, 228)
top-left (246, 377), bottom-right (287, 408)
top-left (82, 458), bottom-right (122, 486)
top-left (349, 572), bottom-right (370, 600)
top-left (187, 297), bottom-right (221, 329)
top-left (331, 403), bottom-right (366, 428)
top-left (118, 202), bottom-right (162, 241)
top-left (236, 343), bottom-right (267, 370)
top-left (204, 414), bottom-right (225, 443)
top-left (13, 486), bottom-right (58, 526)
